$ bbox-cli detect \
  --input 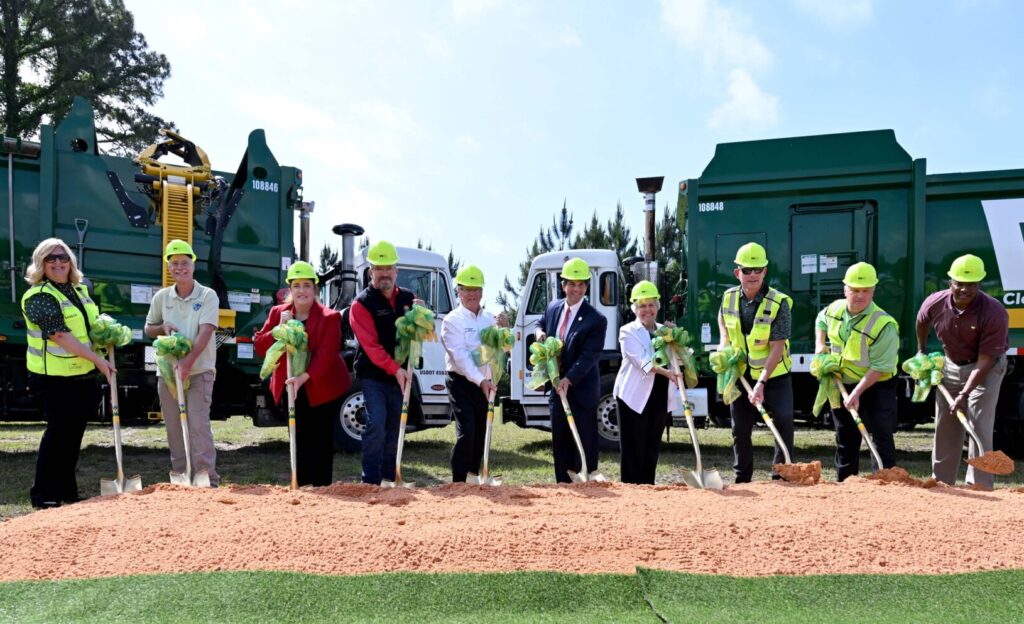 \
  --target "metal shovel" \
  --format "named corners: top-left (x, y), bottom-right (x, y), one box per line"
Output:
top-left (669, 352), bottom-right (724, 489)
top-left (936, 385), bottom-right (1015, 475)
top-left (382, 361), bottom-right (415, 489)
top-left (833, 376), bottom-right (885, 470)
top-left (467, 387), bottom-right (502, 486)
top-left (286, 356), bottom-right (298, 491)
top-left (169, 367), bottom-right (211, 488)
top-left (557, 387), bottom-right (607, 483)
top-left (100, 348), bottom-right (142, 495)
top-left (738, 376), bottom-right (792, 464)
